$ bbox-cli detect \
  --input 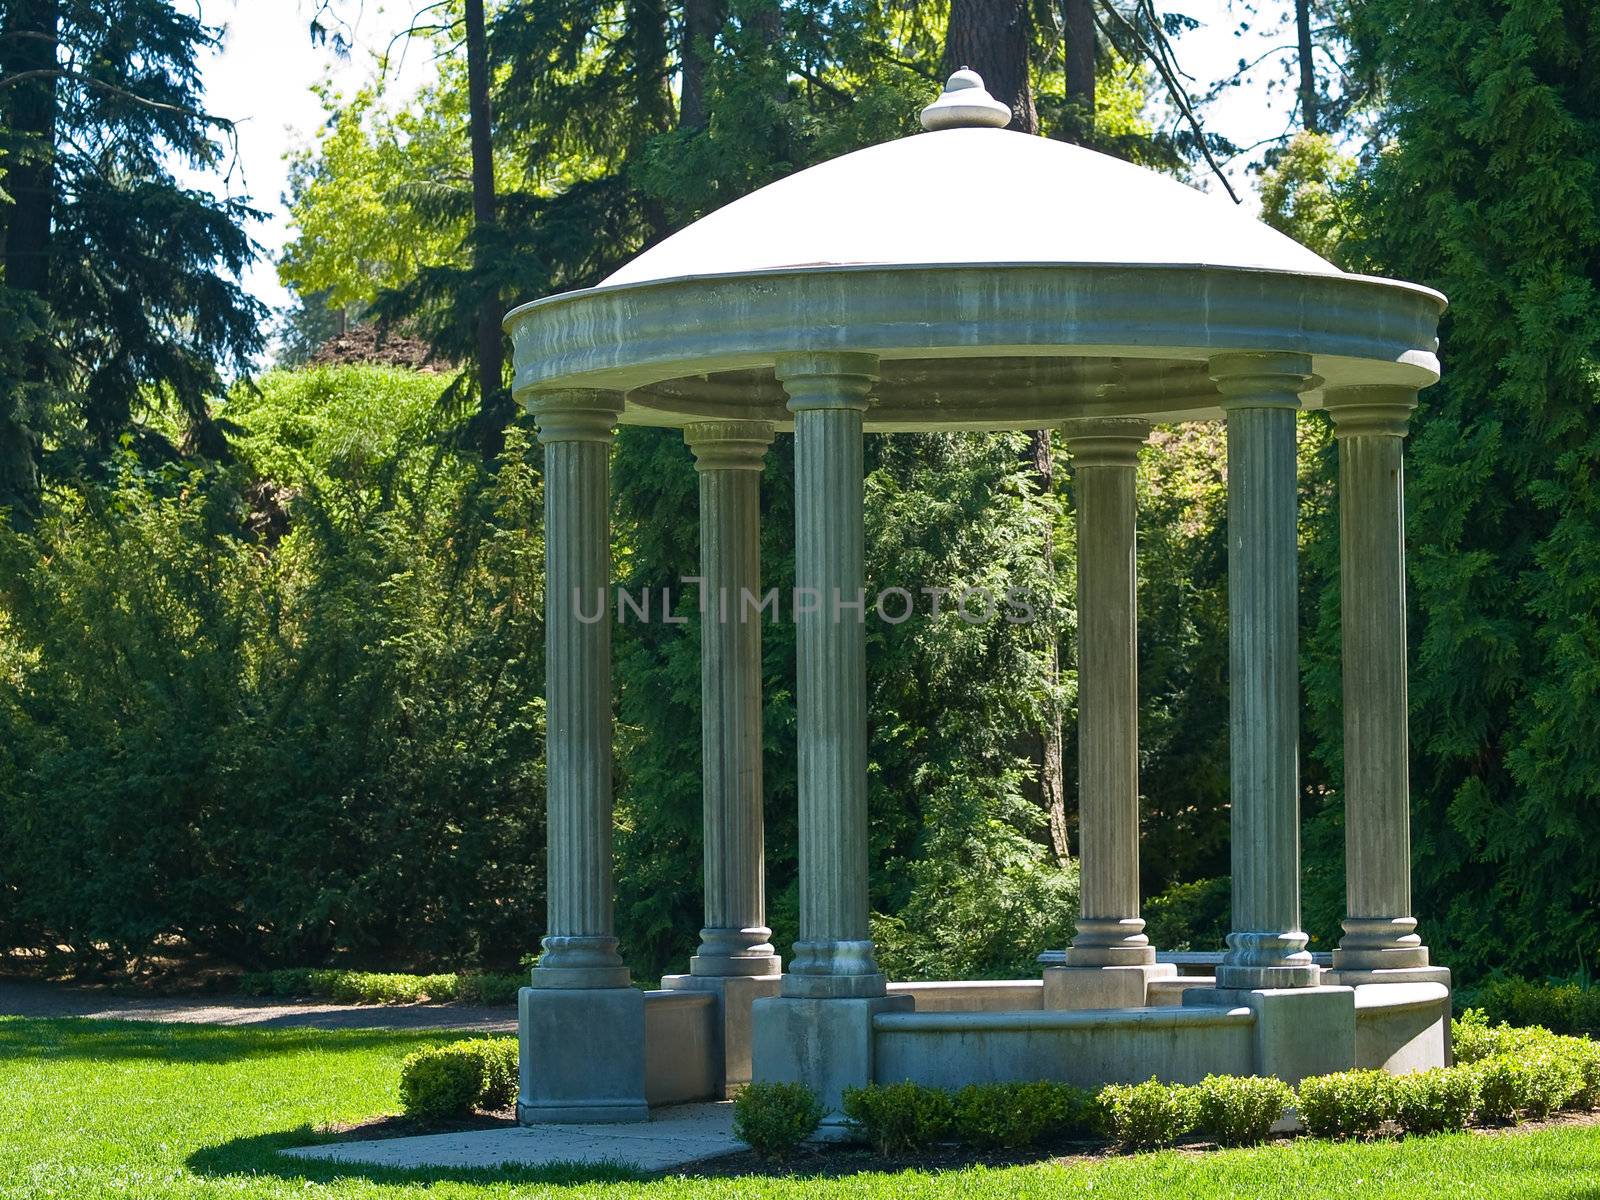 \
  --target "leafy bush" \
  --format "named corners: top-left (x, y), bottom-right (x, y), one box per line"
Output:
top-left (948, 1081), bottom-right (1091, 1151)
top-left (1142, 876), bottom-right (1231, 953)
top-left (1569, 1038), bottom-right (1600, 1111)
top-left (841, 1082), bottom-right (953, 1155)
top-left (399, 1038), bottom-right (518, 1119)
top-left (1192, 1074), bottom-right (1292, 1146)
top-left (1096, 1078), bottom-right (1195, 1151)
top-left (1473, 1055), bottom-right (1542, 1125)
top-left (1517, 1049), bottom-right (1583, 1119)
top-left (1392, 1067), bottom-right (1479, 1136)
top-left (477, 1039), bottom-right (520, 1110)
top-left (237, 968), bottom-right (524, 1006)
top-left (732, 1082), bottom-right (823, 1159)
top-left (1295, 1070), bottom-right (1393, 1140)
top-left (1470, 980), bottom-right (1600, 1038)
